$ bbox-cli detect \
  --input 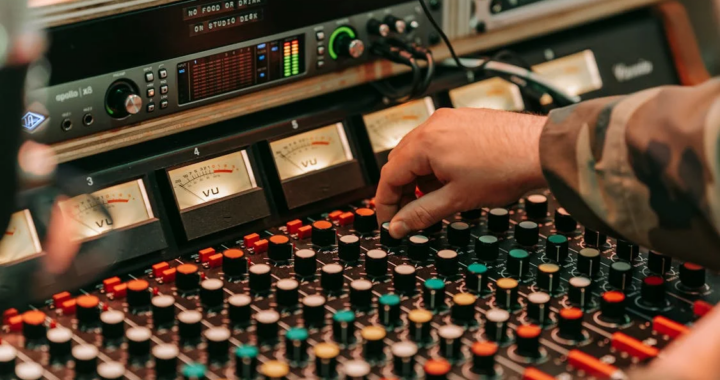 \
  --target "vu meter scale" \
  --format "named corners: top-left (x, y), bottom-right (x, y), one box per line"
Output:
top-left (0, 210), bottom-right (42, 265)
top-left (168, 151), bottom-right (257, 210)
top-left (271, 123), bottom-right (354, 180)
top-left (363, 97), bottom-right (436, 153)
top-left (59, 180), bottom-right (154, 241)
